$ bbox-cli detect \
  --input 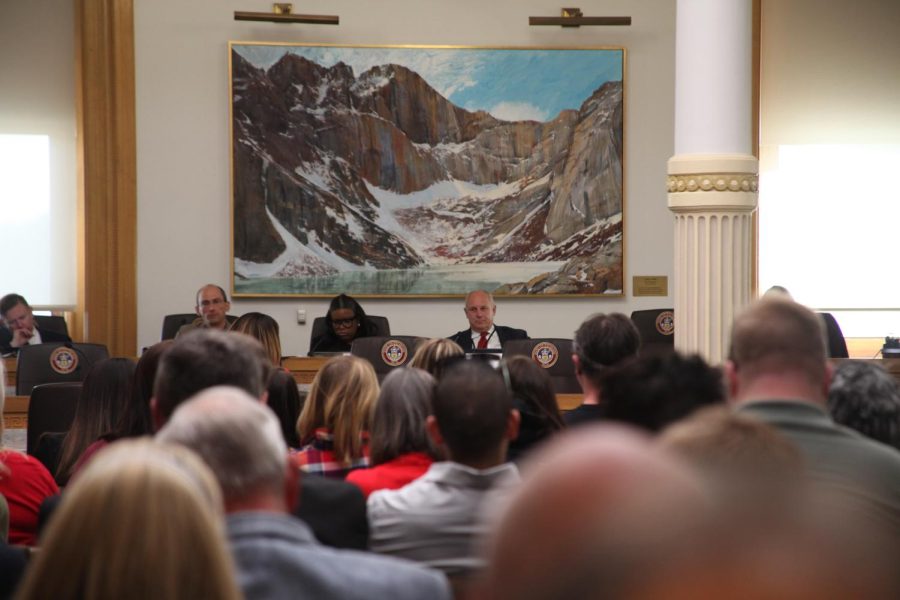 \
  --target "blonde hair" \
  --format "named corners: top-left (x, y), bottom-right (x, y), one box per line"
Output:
top-left (230, 312), bottom-right (282, 366)
top-left (16, 439), bottom-right (240, 600)
top-left (296, 356), bottom-right (378, 464)
top-left (410, 338), bottom-right (464, 377)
